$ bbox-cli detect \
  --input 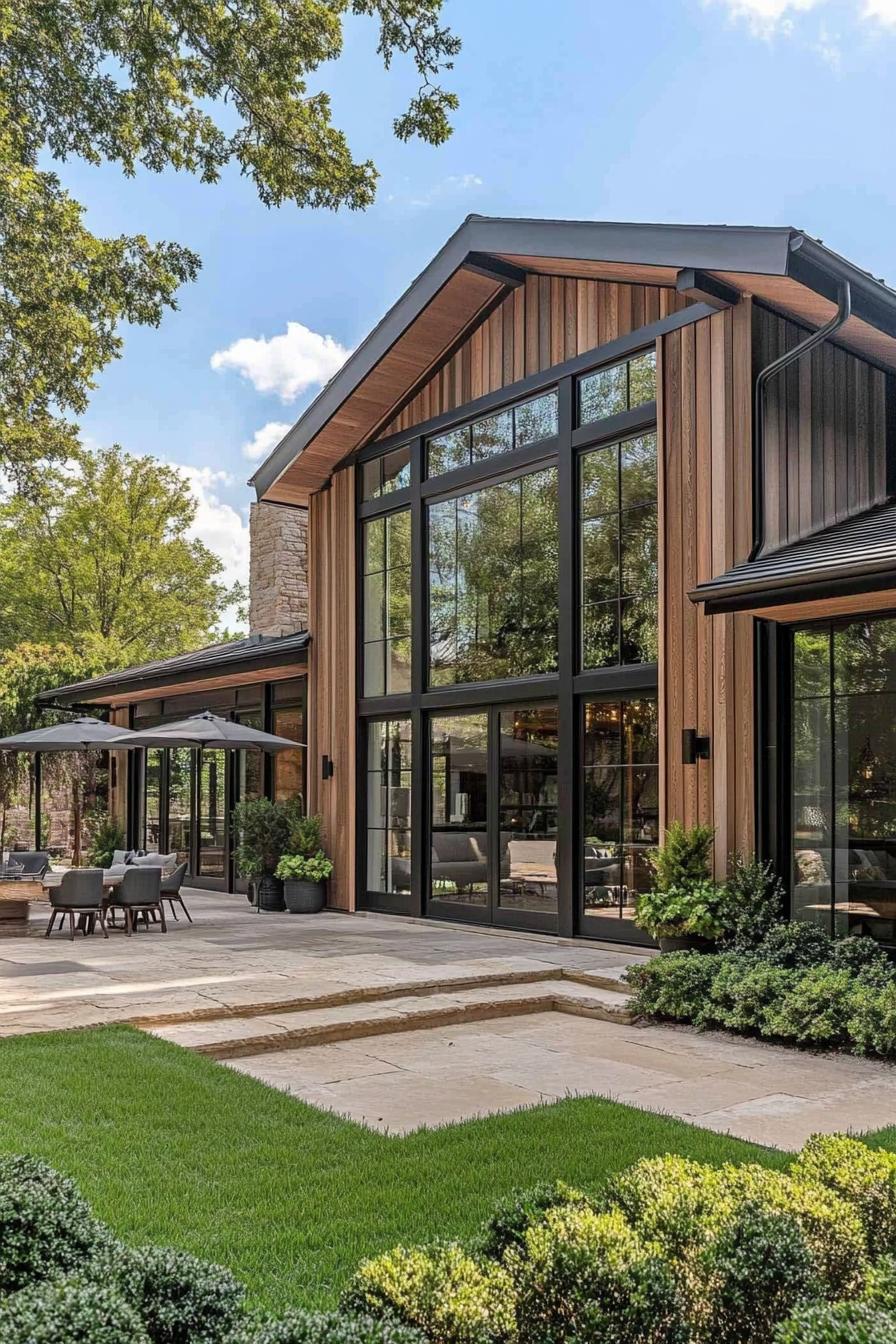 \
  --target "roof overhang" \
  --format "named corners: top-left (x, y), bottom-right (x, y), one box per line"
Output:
top-left (38, 633), bottom-right (309, 710)
top-left (250, 217), bottom-right (896, 506)
top-left (691, 501), bottom-right (896, 615)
